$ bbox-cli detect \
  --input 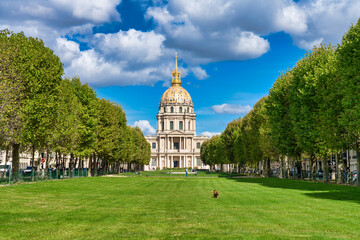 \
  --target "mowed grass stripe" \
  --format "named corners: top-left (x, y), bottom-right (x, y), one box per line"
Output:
top-left (0, 177), bottom-right (359, 239)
